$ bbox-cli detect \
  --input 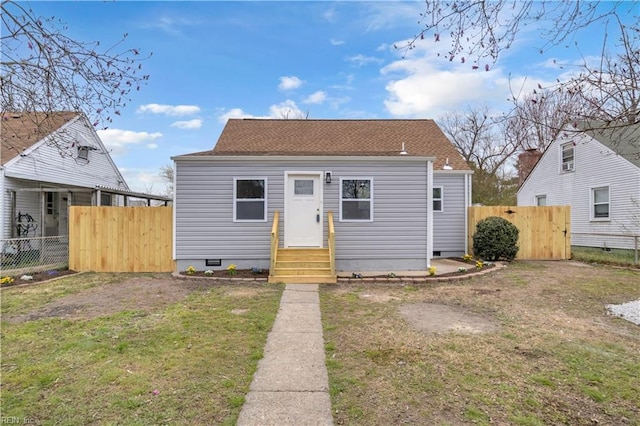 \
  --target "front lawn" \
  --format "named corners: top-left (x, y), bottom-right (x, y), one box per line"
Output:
top-left (0, 273), bottom-right (283, 425)
top-left (321, 261), bottom-right (640, 425)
